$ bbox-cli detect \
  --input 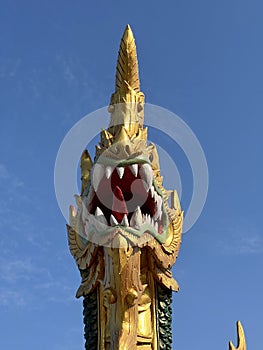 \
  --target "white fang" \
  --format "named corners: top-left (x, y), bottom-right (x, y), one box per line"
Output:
top-left (130, 164), bottom-right (138, 177)
top-left (130, 206), bottom-right (143, 228)
top-left (95, 207), bottom-right (104, 217)
top-left (117, 167), bottom-right (125, 179)
top-left (140, 164), bottom-right (153, 191)
top-left (106, 166), bottom-right (114, 179)
top-left (121, 214), bottom-right (129, 227)
top-left (110, 214), bottom-right (119, 226)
